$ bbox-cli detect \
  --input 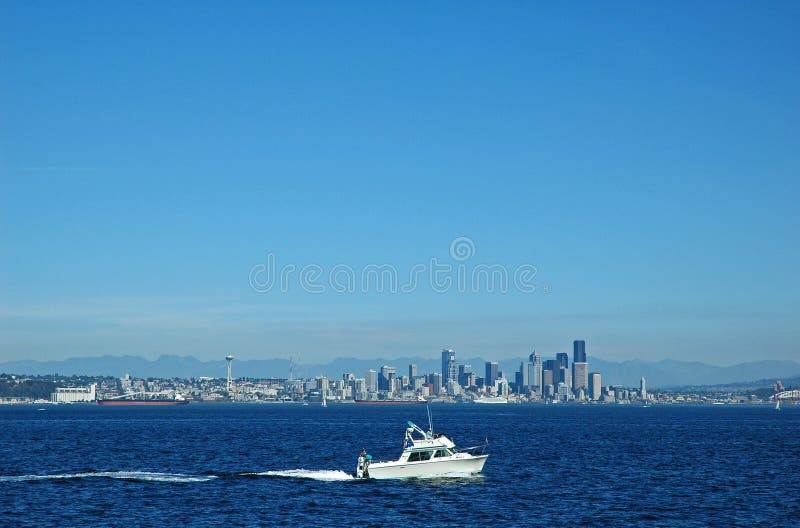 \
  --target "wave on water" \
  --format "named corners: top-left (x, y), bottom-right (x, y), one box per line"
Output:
top-left (247, 469), bottom-right (355, 481)
top-left (0, 471), bottom-right (217, 483)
